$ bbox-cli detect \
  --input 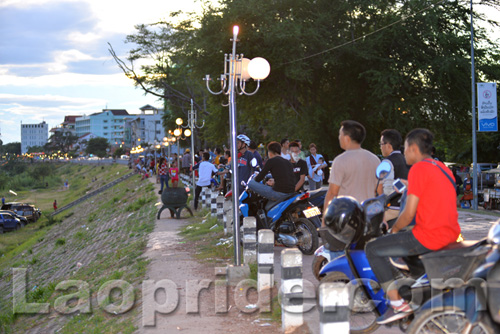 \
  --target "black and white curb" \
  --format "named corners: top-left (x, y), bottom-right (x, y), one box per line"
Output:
top-left (243, 217), bottom-right (257, 264)
top-left (217, 195), bottom-right (224, 223)
top-left (258, 229), bottom-right (274, 312)
top-left (319, 282), bottom-right (350, 333)
top-left (210, 189), bottom-right (217, 217)
top-left (280, 248), bottom-right (303, 331)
